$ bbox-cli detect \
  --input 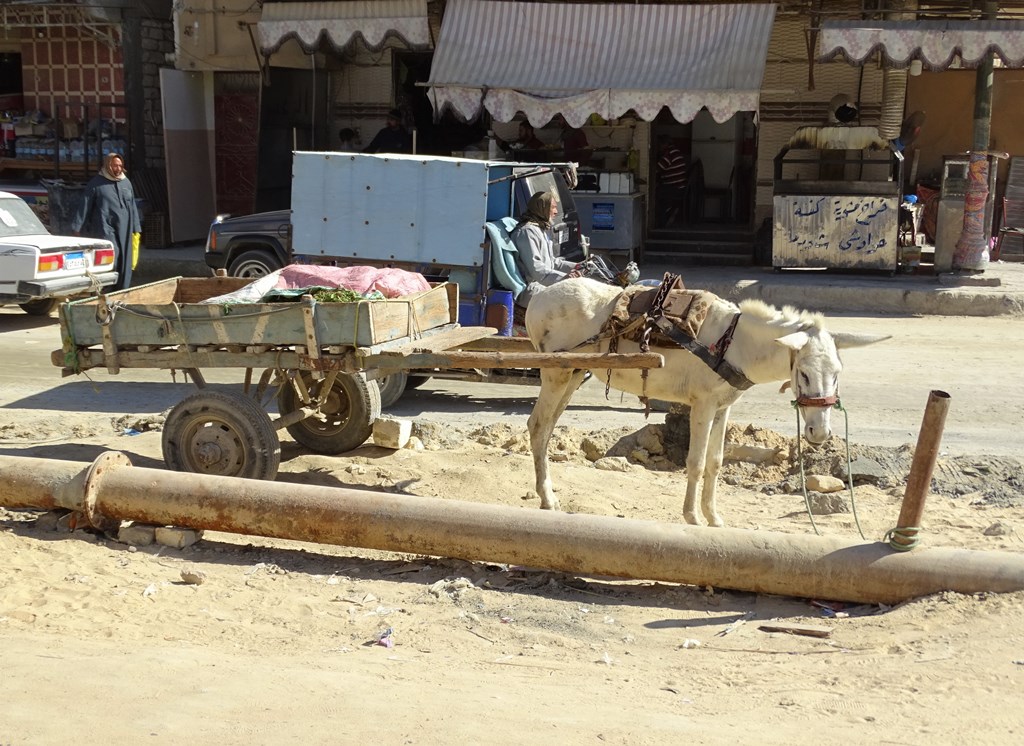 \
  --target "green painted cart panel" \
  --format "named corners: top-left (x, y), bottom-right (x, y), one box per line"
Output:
top-left (59, 277), bottom-right (457, 351)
